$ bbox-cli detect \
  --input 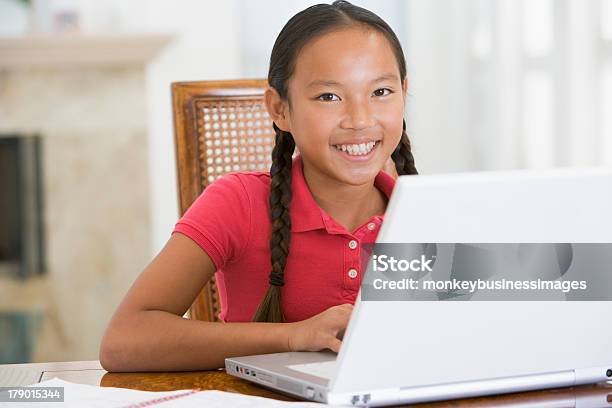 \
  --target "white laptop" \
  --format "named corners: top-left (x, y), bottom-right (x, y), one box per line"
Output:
top-left (225, 167), bottom-right (612, 406)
